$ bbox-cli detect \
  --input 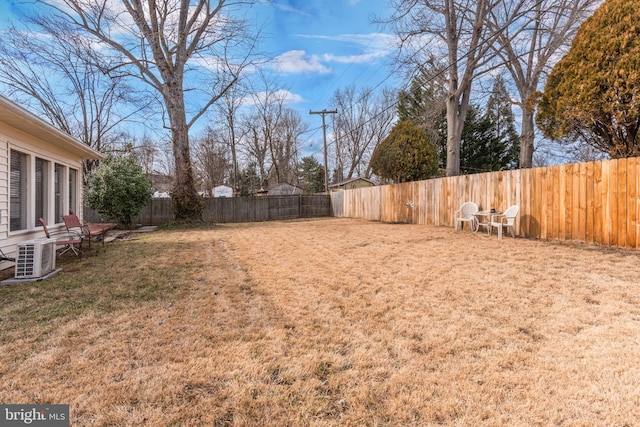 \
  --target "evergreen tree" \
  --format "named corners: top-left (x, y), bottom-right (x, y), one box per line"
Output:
top-left (459, 106), bottom-right (513, 174)
top-left (435, 101), bottom-right (519, 174)
top-left (397, 65), bottom-right (447, 145)
top-left (298, 156), bottom-right (325, 194)
top-left (486, 76), bottom-right (520, 169)
top-left (238, 163), bottom-right (260, 196)
top-left (84, 153), bottom-right (153, 226)
top-left (370, 121), bottom-right (439, 183)
top-left (536, 0), bottom-right (640, 158)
